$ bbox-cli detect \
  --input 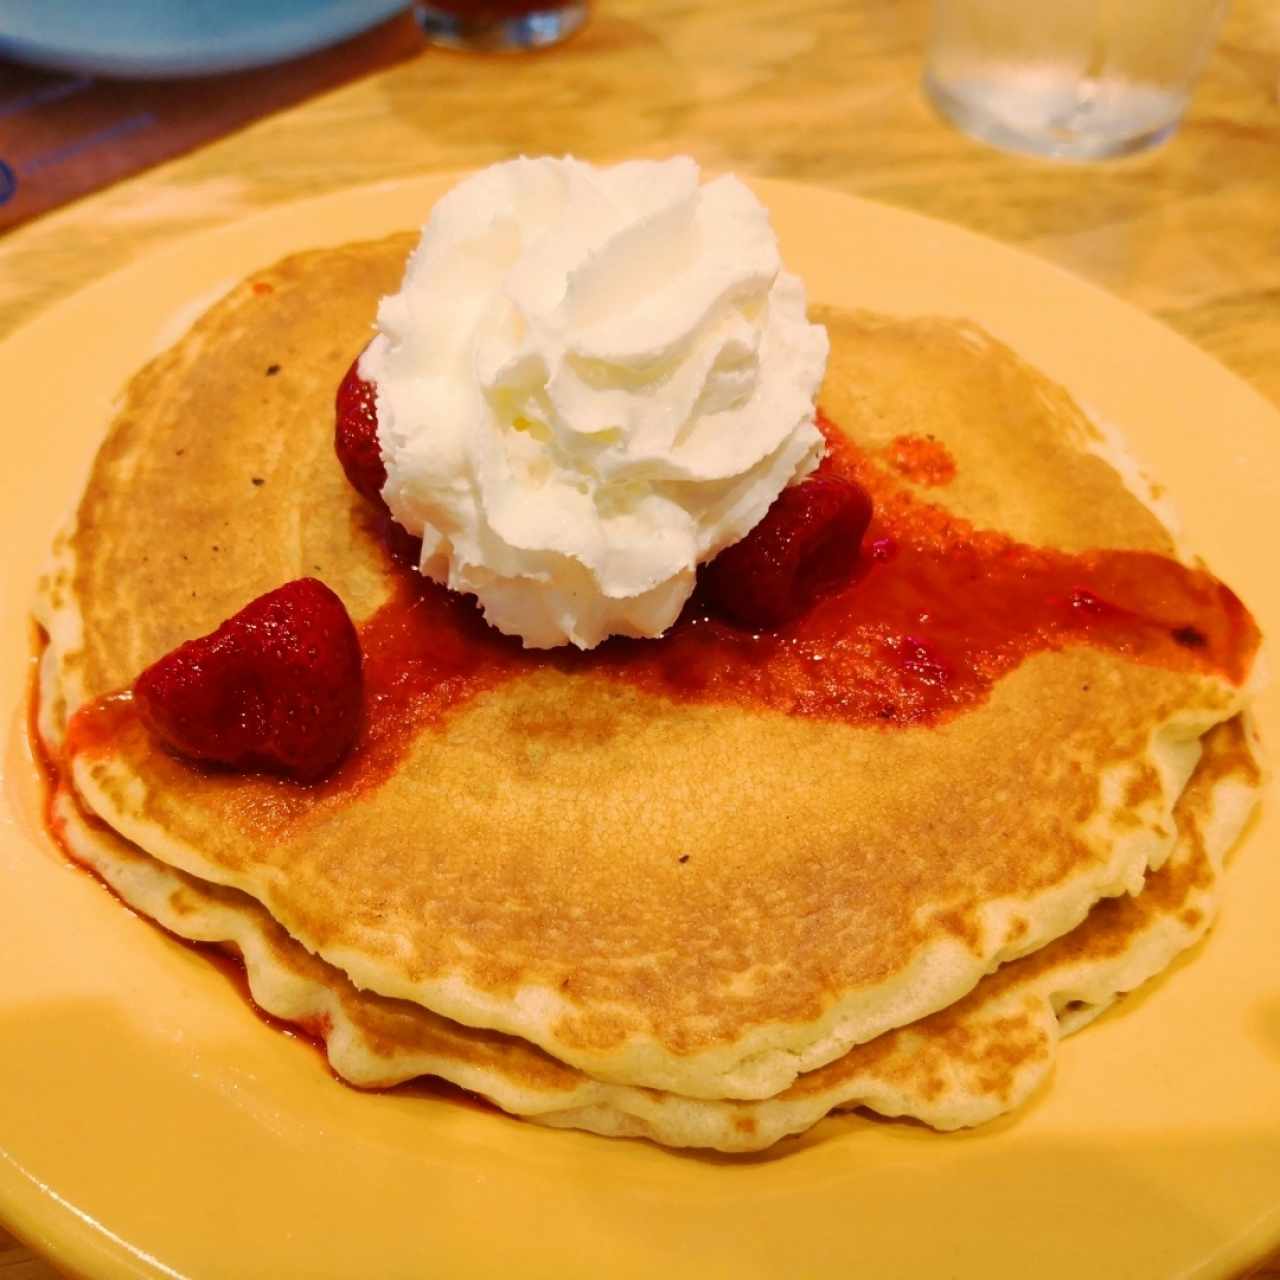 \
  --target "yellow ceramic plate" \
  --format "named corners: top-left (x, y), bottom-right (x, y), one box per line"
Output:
top-left (1, 176), bottom-right (1277, 1280)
